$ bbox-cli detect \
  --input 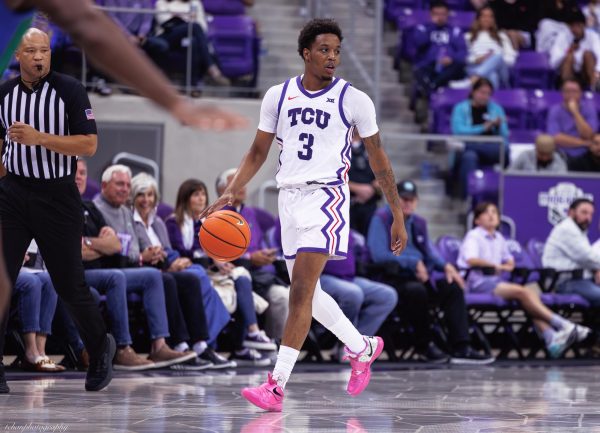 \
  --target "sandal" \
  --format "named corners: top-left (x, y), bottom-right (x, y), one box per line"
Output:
top-left (22, 356), bottom-right (66, 373)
